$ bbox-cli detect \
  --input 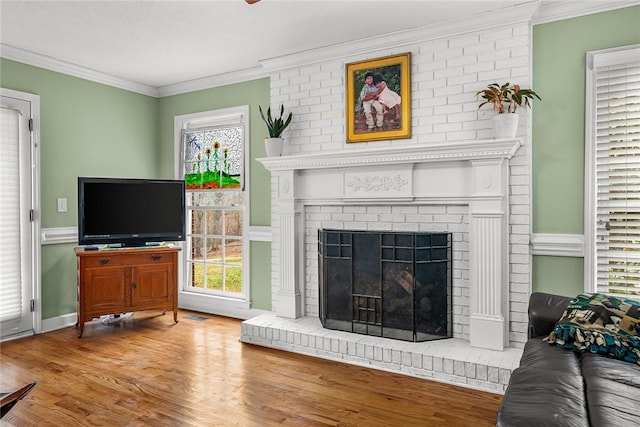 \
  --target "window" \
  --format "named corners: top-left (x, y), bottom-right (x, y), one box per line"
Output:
top-left (585, 45), bottom-right (640, 298)
top-left (176, 107), bottom-right (249, 303)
